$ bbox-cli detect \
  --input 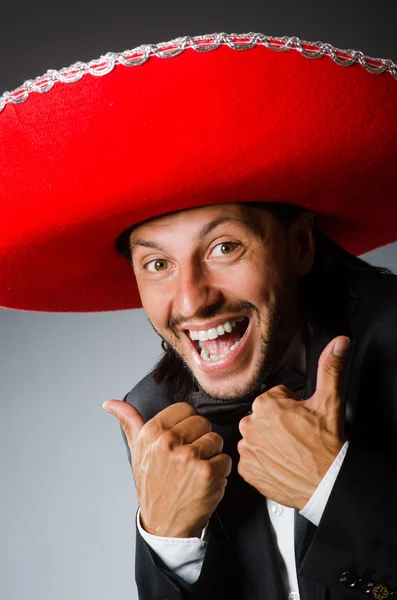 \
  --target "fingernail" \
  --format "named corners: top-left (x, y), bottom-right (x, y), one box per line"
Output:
top-left (102, 402), bottom-right (113, 414)
top-left (333, 337), bottom-right (350, 357)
